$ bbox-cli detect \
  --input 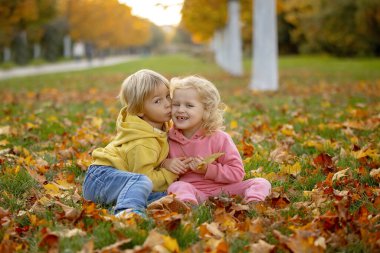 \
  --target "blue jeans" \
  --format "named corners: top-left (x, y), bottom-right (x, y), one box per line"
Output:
top-left (82, 165), bottom-right (166, 214)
